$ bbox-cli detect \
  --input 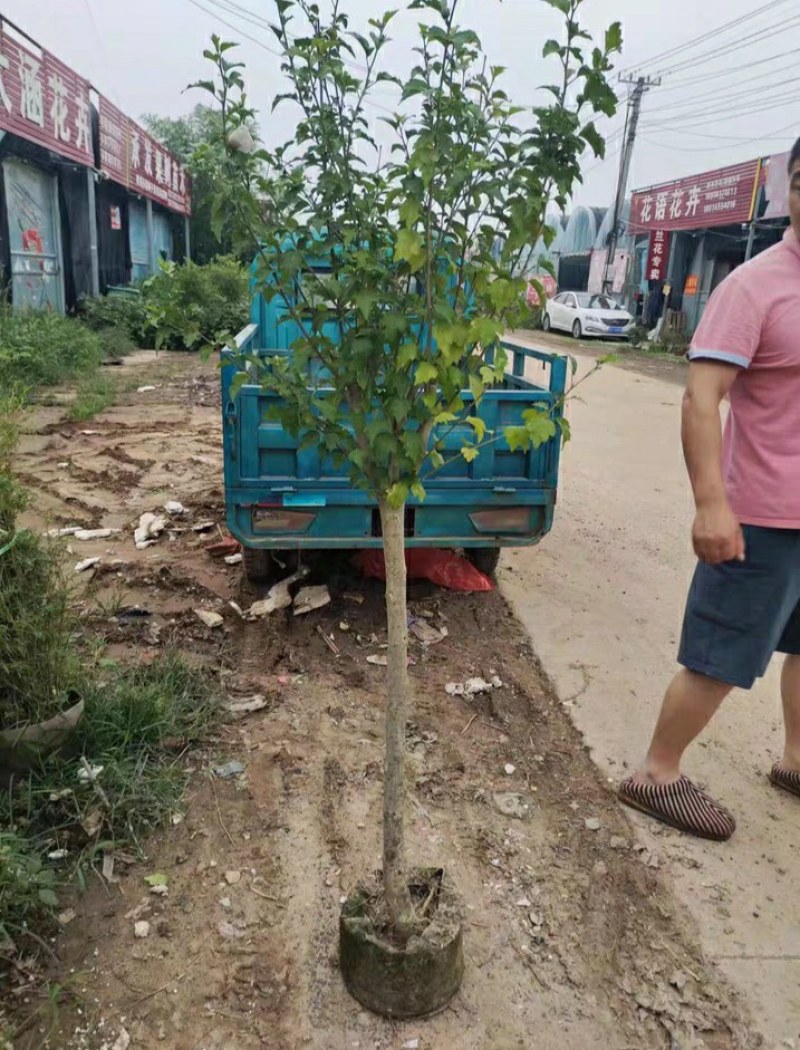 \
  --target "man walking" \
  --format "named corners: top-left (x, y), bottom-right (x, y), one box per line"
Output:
top-left (619, 141), bottom-right (800, 841)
